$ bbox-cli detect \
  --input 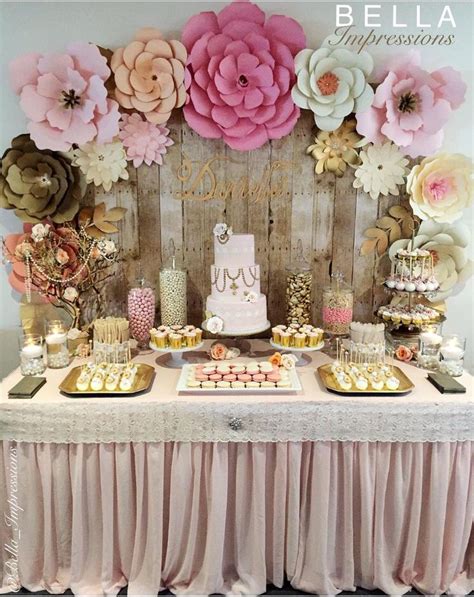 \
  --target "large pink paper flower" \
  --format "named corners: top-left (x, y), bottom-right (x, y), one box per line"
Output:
top-left (182, 1), bottom-right (306, 151)
top-left (9, 43), bottom-right (121, 152)
top-left (356, 52), bottom-right (466, 158)
top-left (119, 113), bottom-right (174, 167)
